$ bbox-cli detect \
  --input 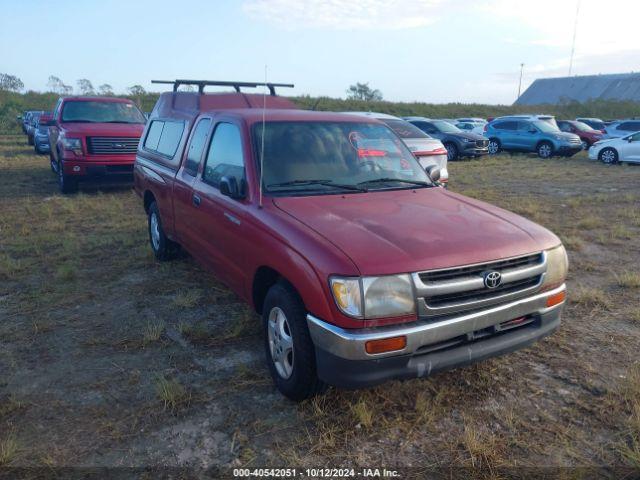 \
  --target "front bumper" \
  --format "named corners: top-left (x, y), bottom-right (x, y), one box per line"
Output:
top-left (556, 145), bottom-right (582, 156)
top-left (461, 144), bottom-right (489, 156)
top-left (588, 146), bottom-right (600, 160)
top-left (307, 284), bottom-right (565, 388)
top-left (62, 160), bottom-right (134, 178)
top-left (34, 136), bottom-right (50, 150)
